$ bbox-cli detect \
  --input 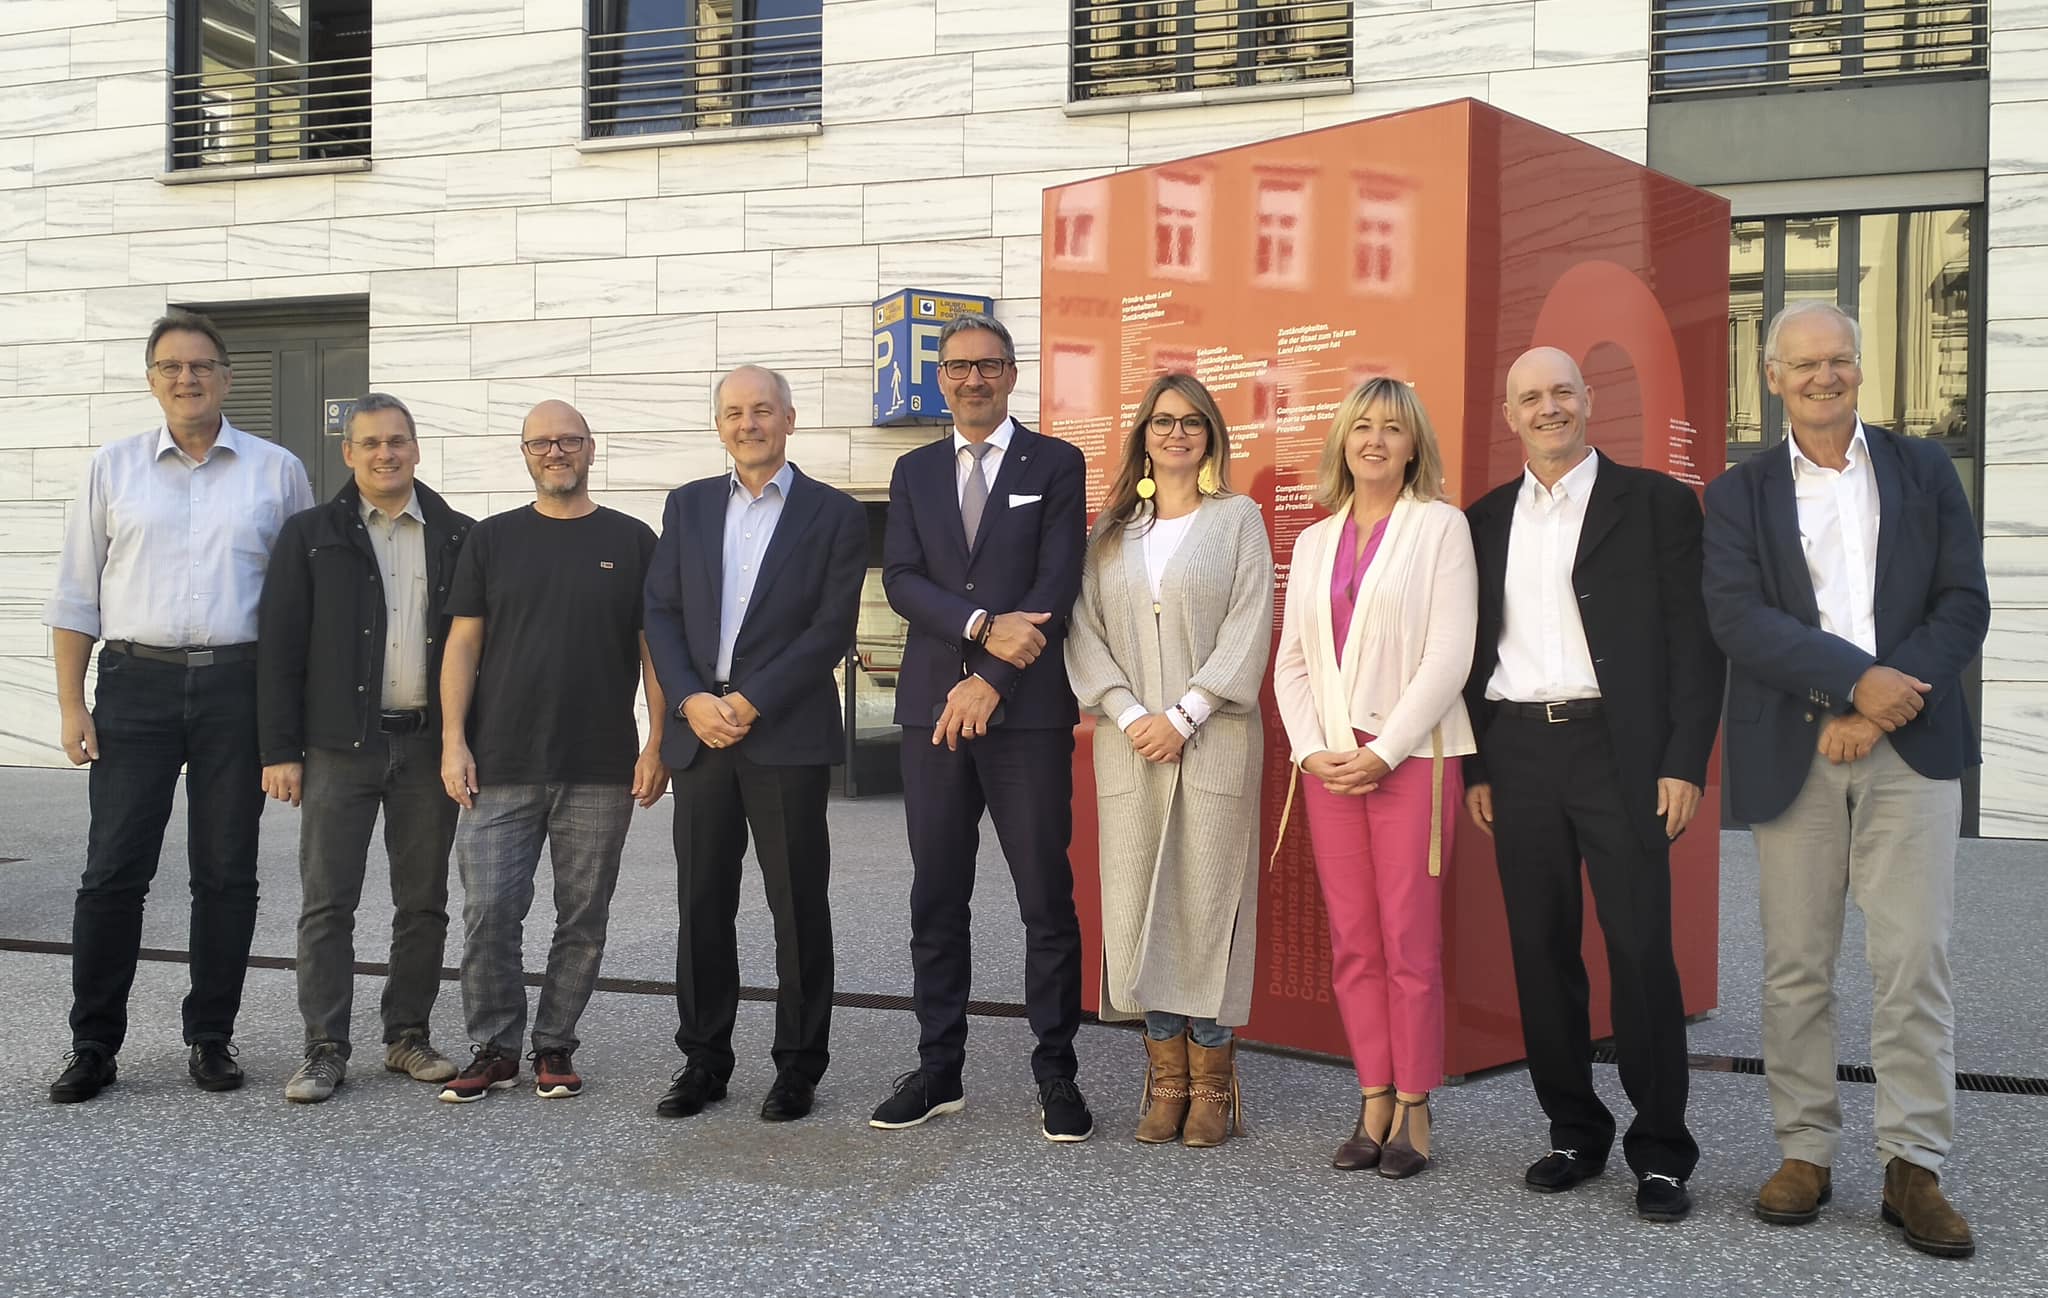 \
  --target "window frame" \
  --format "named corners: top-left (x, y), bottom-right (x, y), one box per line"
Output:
top-left (584, 0), bottom-right (824, 141)
top-left (170, 0), bottom-right (372, 173)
